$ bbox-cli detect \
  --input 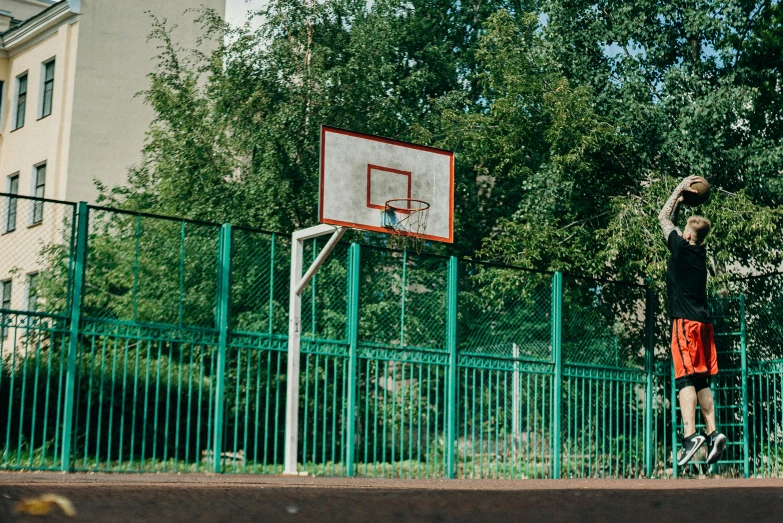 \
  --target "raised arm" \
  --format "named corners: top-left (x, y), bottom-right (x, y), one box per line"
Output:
top-left (658, 176), bottom-right (698, 240)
